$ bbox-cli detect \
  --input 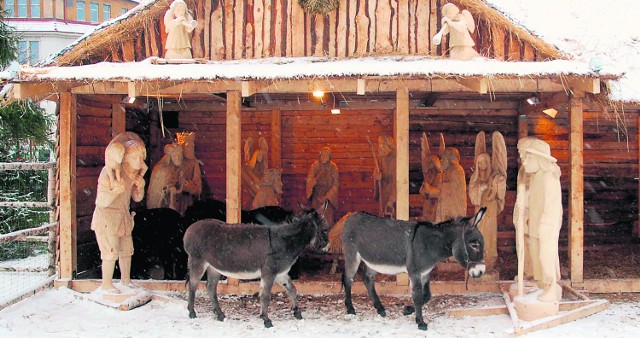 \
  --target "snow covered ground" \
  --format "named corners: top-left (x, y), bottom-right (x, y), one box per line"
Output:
top-left (0, 286), bottom-right (638, 338)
